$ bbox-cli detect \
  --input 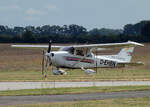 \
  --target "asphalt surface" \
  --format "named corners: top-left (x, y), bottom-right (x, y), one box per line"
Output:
top-left (0, 90), bottom-right (150, 106)
top-left (1, 81), bottom-right (150, 91)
